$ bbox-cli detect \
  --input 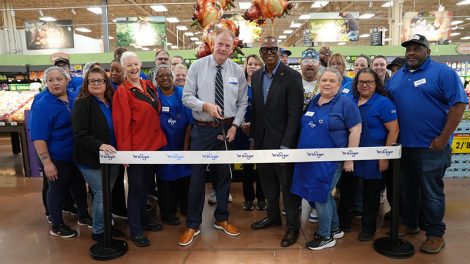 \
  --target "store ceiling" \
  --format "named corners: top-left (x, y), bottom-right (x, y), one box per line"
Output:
top-left (2, 0), bottom-right (470, 52)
